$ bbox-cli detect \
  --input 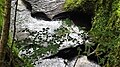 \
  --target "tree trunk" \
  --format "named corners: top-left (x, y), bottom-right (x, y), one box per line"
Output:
top-left (0, 0), bottom-right (11, 66)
